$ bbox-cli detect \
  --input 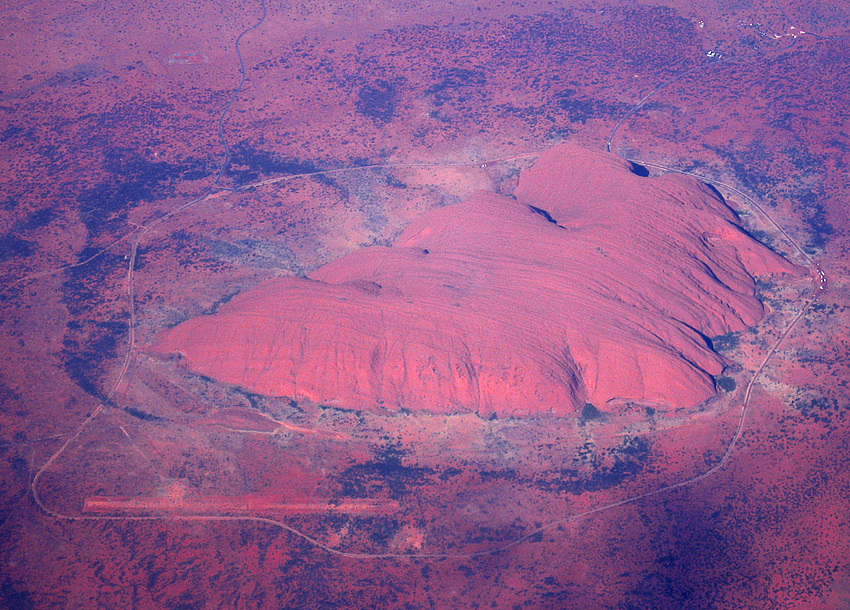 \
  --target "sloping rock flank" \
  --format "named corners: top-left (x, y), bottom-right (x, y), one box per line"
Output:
top-left (152, 144), bottom-right (801, 416)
